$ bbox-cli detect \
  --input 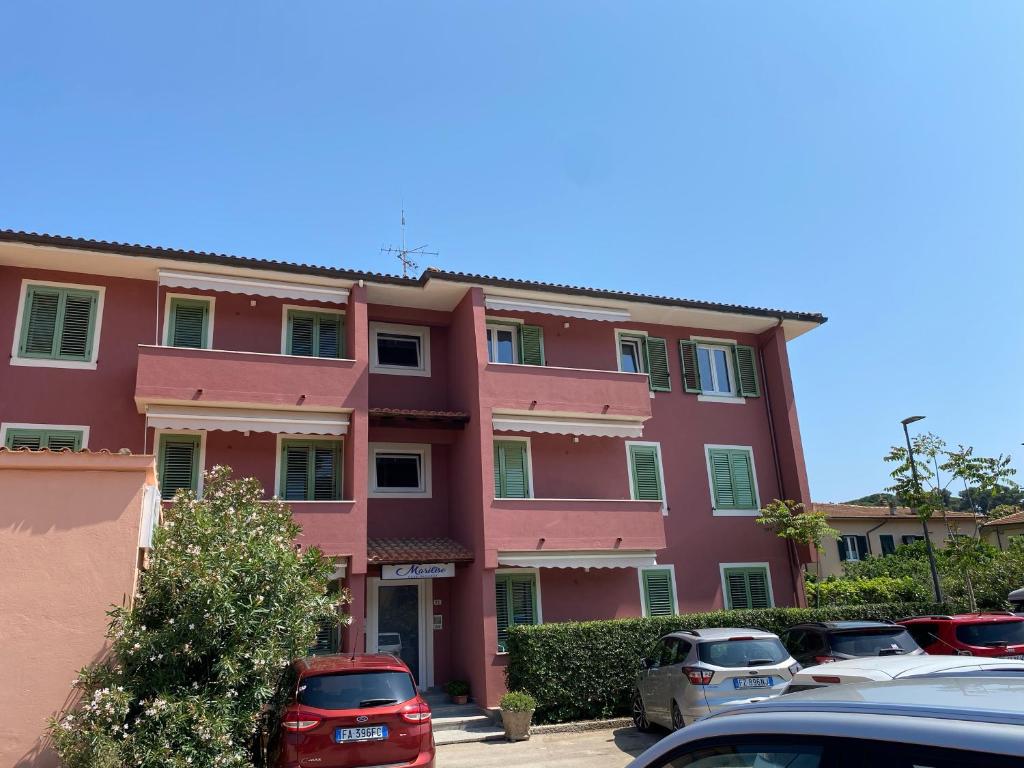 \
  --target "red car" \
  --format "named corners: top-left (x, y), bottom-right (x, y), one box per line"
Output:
top-left (898, 613), bottom-right (1024, 659)
top-left (264, 654), bottom-right (434, 768)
